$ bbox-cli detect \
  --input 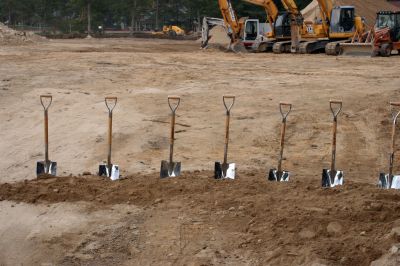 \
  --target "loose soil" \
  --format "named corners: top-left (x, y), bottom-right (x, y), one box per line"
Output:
top-left (2, 171), bottom-right (400, 265)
